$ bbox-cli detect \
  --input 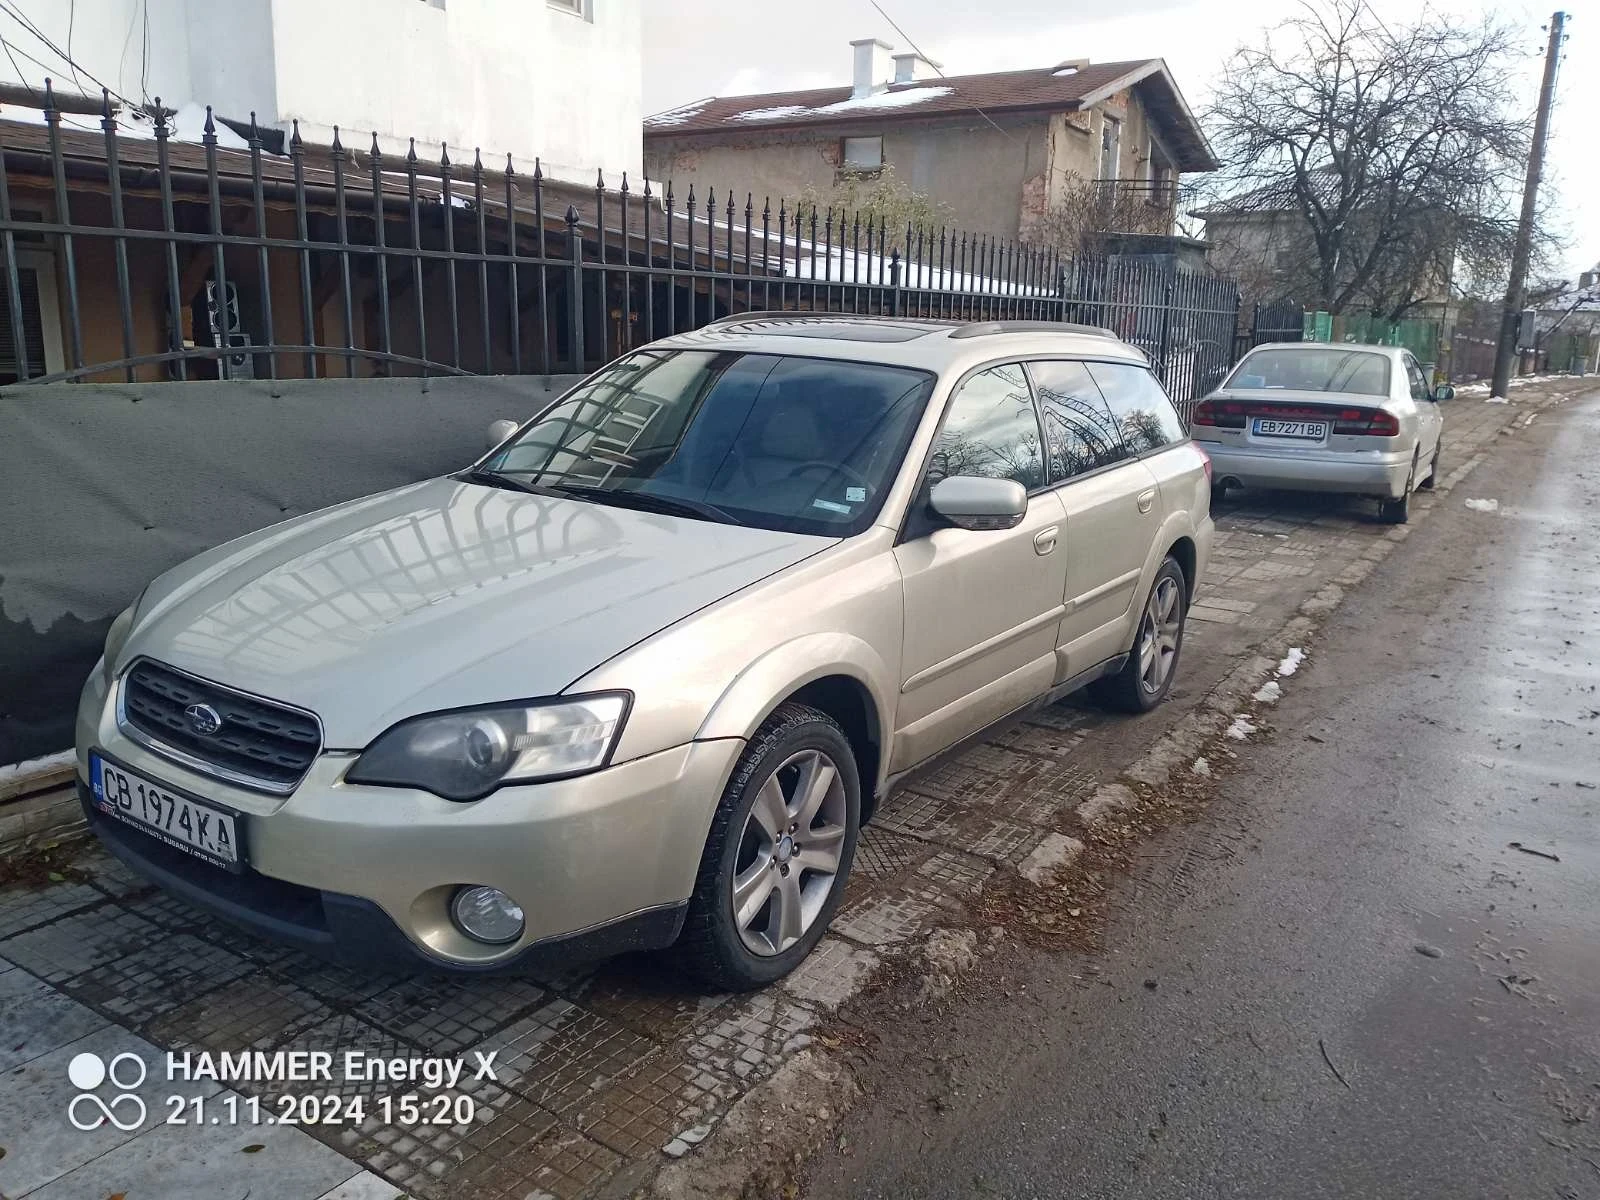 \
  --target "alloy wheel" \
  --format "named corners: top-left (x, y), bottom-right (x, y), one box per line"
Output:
top-left (1137, 576), bottom-right (1183, 694)
top-left (731, 749), bottom-right (849, 956)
